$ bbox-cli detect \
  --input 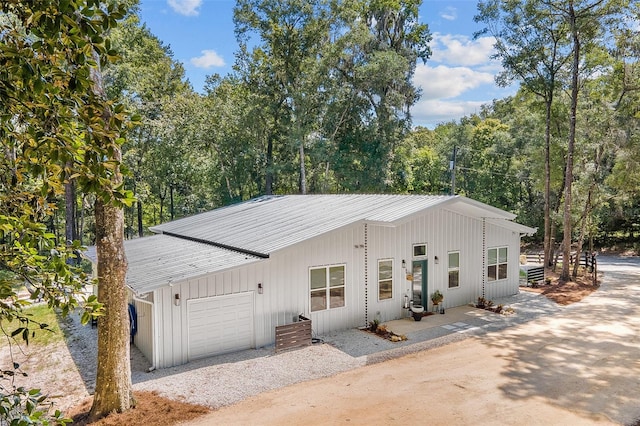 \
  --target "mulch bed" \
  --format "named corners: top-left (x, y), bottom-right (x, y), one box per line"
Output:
top-left (520, 268), bottom-right (599, 305)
